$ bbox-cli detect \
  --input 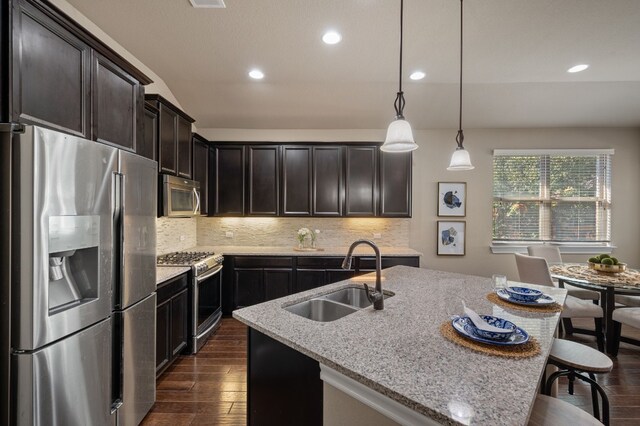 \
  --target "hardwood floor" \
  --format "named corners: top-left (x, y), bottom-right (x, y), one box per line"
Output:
top-left (141, 318), bottom-right (248, 425)
top-left (141, 318), bottom-right (640, 425)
